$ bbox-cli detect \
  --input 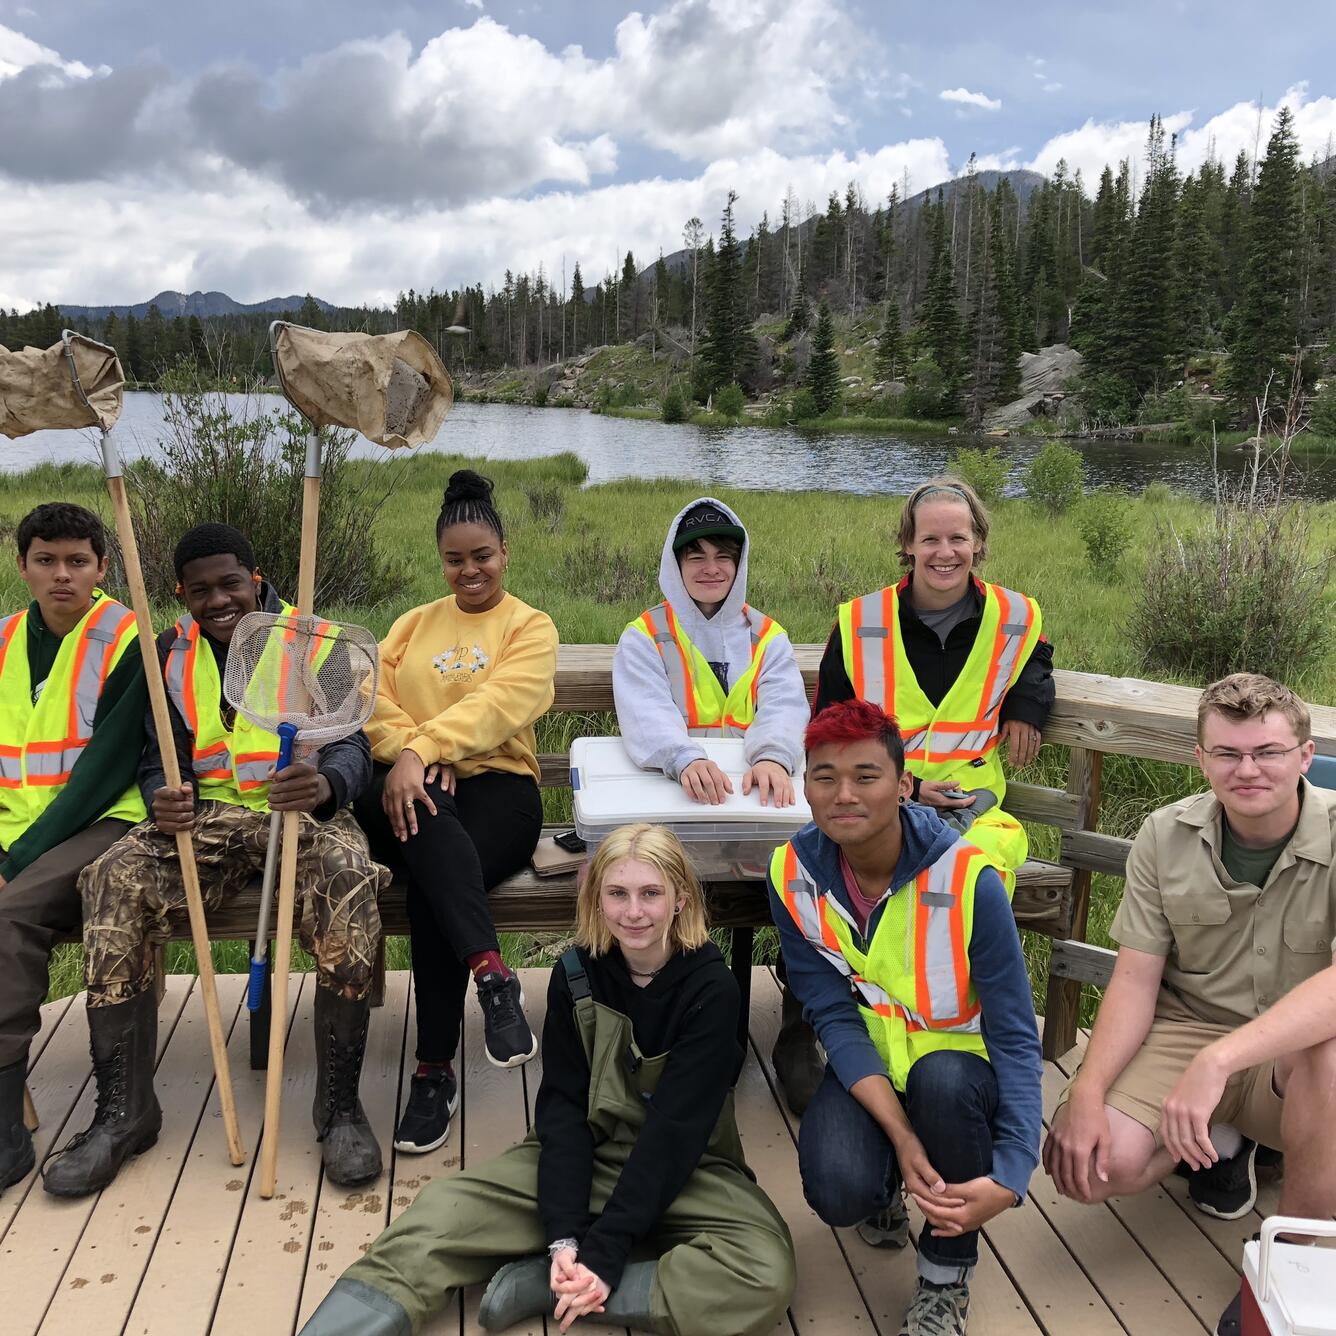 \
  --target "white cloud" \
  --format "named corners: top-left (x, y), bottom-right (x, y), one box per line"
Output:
top-left (1042, 82), bottom-right (1063, 93)
top-left (461, 0), bottom-right (484, 8)
top-left (939, 87), bottom-right (1001, 112)
top-left (1026, 87), bottom-right (1336, 185)
top-left (0, 22), bottom-right (105, 81)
